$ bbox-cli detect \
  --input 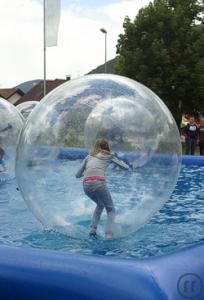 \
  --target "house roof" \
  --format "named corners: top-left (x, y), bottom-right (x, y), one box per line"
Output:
top-left (15, 79), bottom-right (68, 105)
top-left (0, 88), bottom-right (24, 99)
